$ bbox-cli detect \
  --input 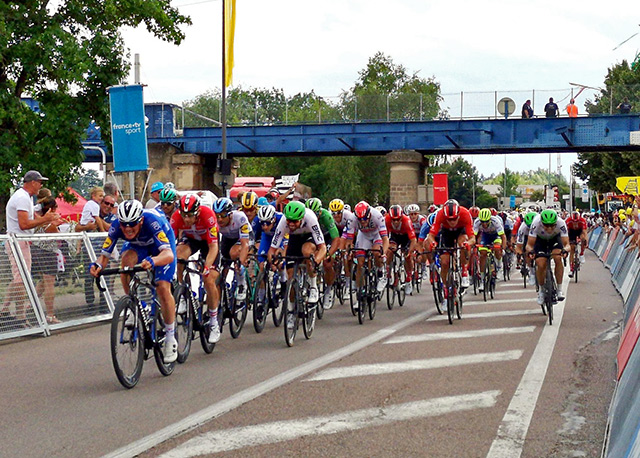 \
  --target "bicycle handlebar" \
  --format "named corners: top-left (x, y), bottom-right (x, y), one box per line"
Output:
top-left (95, 264), bottom-right (153, 292)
